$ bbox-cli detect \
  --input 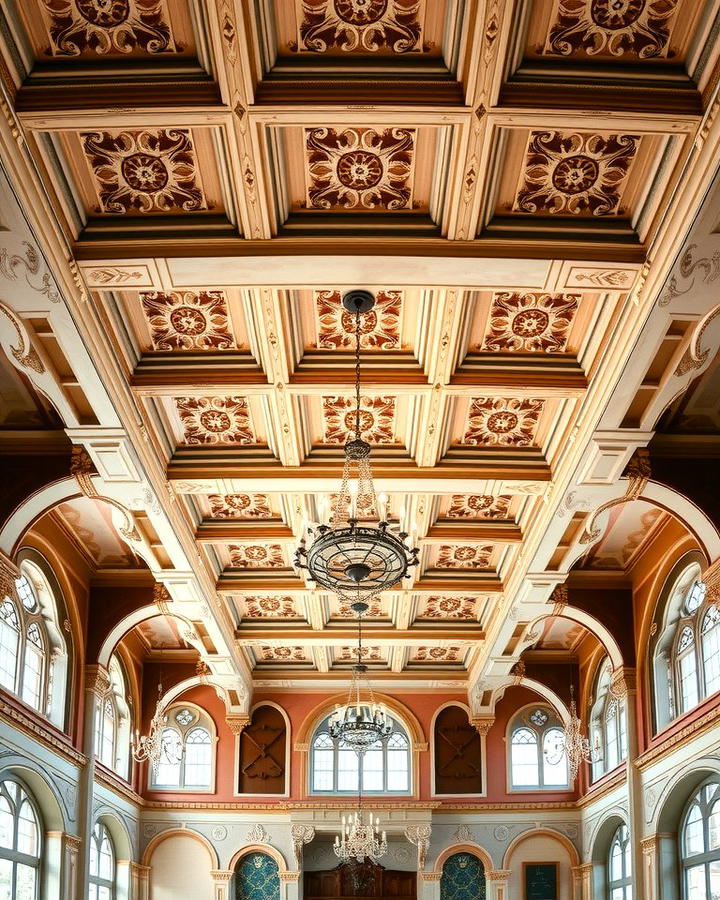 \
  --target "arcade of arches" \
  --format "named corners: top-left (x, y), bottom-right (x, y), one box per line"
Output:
top-left (3, 1), bottom-right (720, 898)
